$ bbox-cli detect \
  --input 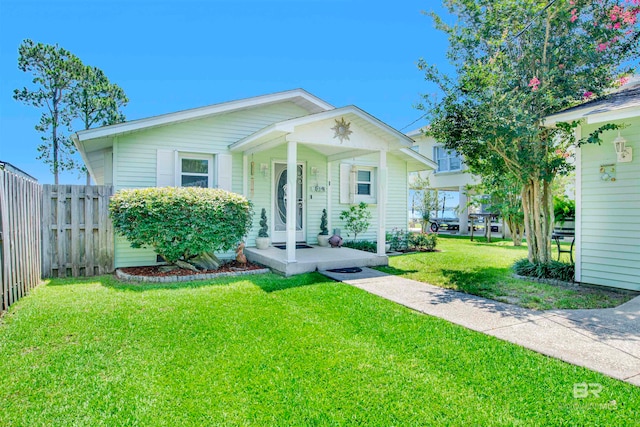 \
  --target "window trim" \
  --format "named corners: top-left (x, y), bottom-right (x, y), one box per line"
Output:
top-left (355, 166), bottom-right (376, 204)
top-left (178, 152), bottom-right (214, 188)
top-left (433, 145), bottom-right (462, 173)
